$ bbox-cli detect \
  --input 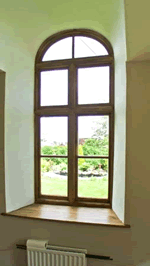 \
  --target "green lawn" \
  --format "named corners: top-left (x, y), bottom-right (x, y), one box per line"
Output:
top-left (41, 175), bottom-right (108, 198)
